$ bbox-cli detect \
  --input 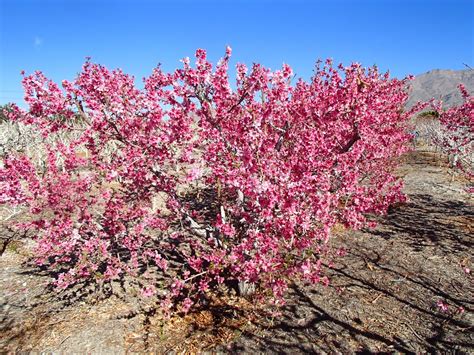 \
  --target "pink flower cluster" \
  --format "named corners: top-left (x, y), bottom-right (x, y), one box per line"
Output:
top-left (1, 48), bottom-right (419, 311)
top-left (434, 85), bottom-right (474, 182)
